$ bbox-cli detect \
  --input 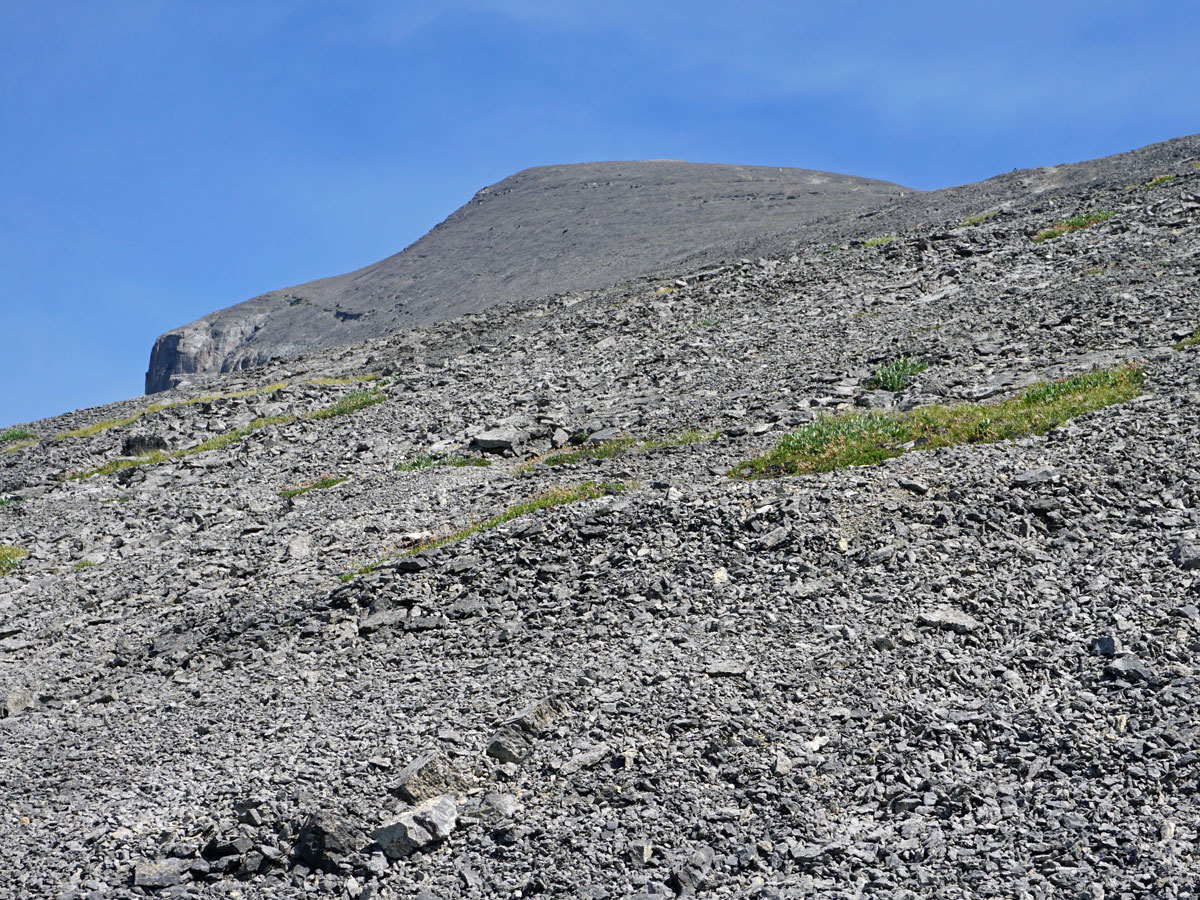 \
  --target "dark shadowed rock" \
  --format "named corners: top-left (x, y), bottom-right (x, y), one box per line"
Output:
top-left (294, 814), bottom-right (367, 871)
